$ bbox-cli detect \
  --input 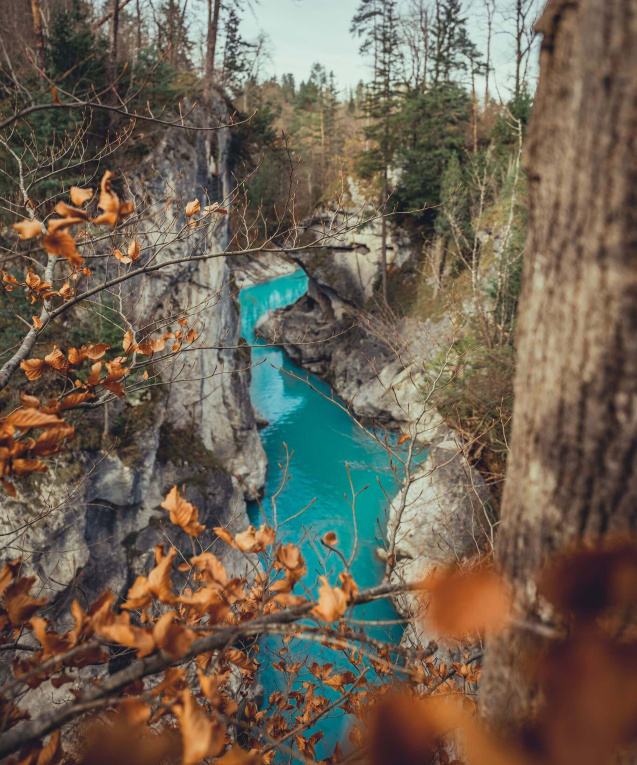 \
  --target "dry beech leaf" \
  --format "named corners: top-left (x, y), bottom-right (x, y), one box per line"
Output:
top-left (2, 577), bottom-right (47, 626)
top-left (175, 690), bottom-right (225, 765)
top-left (128, 241), bottom-right (141, 261)
top-left (42, 230), bottom-right (84, 268)
top-left (339, 572), bottom-right (359, 602)
top-left (54, 201), bottom-right (90, 220)
top-left (69, 186), bottom-right (94, 206)
top-left (113, 249), bottom-right (132, 264)
top-left (21, 392), bottom-right (41, 409)
top-left (0, 559), bottom-right (21, 598)
top-left (152, 611), bottom-right (196, 660)
top-left (214, 526), bottom-right (236, 547)
top-left (122, 547), bottom-right (177, 610)
top-left (190, 552), bottom-right (227, 587)
top-left (216, 746), bottom-right (261, 765)
top-left (47, 217), bottom-right (85, 234)
top-left (94, 171), bottom-right (135, 226)
top-left (274, 593), bottom-right (308, 607)
top-left (20, 359), bottom-right (47, 380)
top-left (161, 485), bottom-right (205, 537)
top-left (2, 407), bottom-right (63, 431)
top-left (35, 730), bottom-right (61, 765)
top-left (13, 219), bottom-right (43, 239)
top-left (185, 199), bottom-right (200, 217)
top-left (398, 433), bottom-right (410, 445)
top-left (323, 531), bottom-right (338, 546)
top-left (311, 576), bottom-right (348, 622)
top-left (32, 316), bottom-right (43, 330)
top-left (1, 479), bottom-right (17, 497)
top-left (202, 203), bottom-right (228, 216)
top-left (423, 566), bottom-right (511, 638)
